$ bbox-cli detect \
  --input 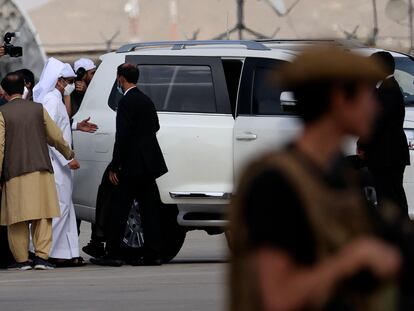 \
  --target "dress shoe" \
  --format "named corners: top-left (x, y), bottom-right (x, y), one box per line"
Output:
top-left (127, 257), bottom-right (163, 266)
top-left (82, 241), bottom-right (105, 258)
top-left (90, 255), bottom-right (124, 267)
